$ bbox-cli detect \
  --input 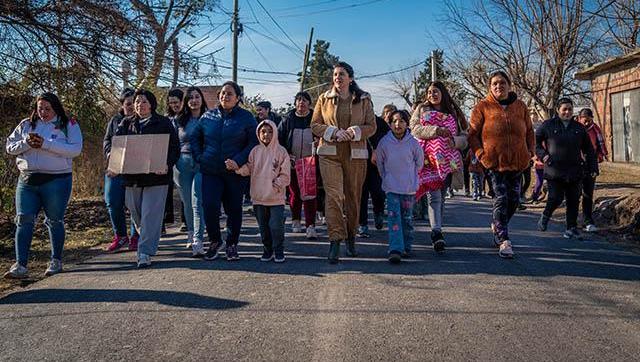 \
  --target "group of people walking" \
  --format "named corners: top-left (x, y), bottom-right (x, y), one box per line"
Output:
top-left (3, 61), bottom-right (608, 278)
